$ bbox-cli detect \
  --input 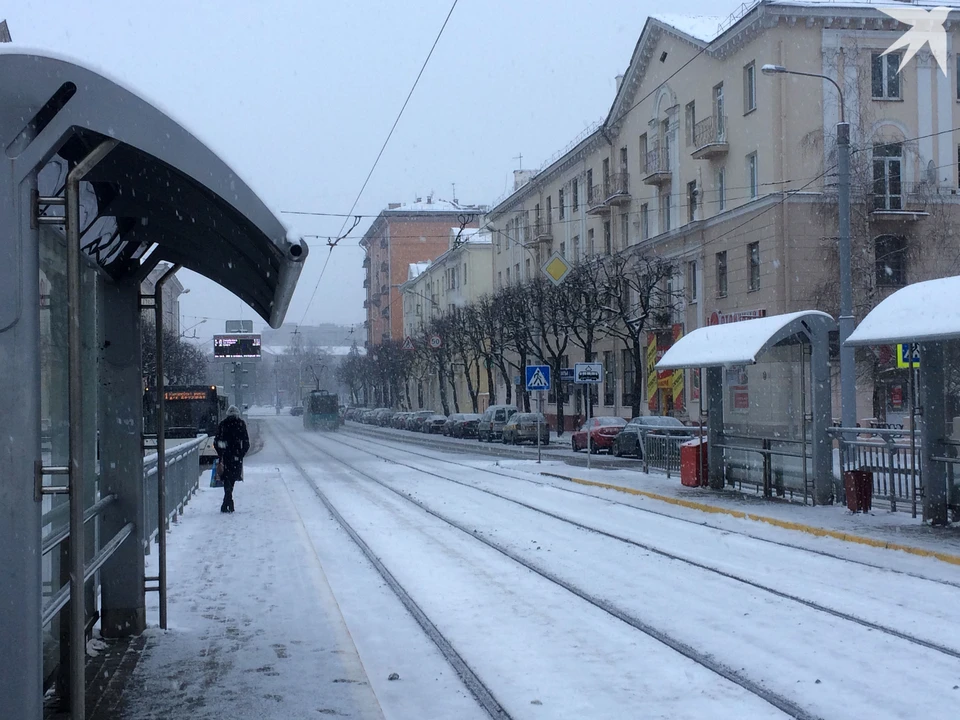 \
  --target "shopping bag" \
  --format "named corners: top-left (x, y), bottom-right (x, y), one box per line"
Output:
top-left (210, 459), bottom-right (223, 488)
